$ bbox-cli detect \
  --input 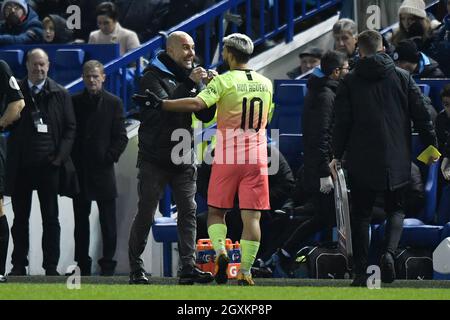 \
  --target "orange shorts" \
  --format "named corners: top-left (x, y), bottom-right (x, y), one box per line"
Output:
top-left (207, 162), bottom-right (270, 210)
